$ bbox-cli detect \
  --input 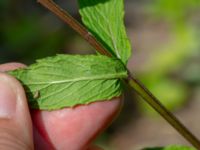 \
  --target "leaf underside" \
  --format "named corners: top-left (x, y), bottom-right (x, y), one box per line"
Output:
top-left (9, 55), bottom-right (127, 110)
top-left (78, 0), bottom-right (132, 64)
